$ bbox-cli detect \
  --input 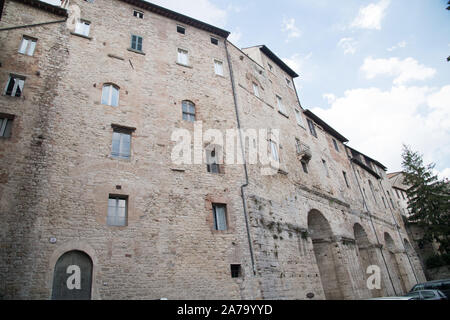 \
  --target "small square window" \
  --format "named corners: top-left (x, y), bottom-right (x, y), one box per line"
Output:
top-left (18, 36), bottom-right (37, 56)
top-left (133, 10), bottom-right (143, 18)
top-left (177, 25), bottom-right (185, 34)
top-left (211, 37), bottom-right (219, 45)
top-left (230, 264), bottom-right (241, 278)
top-left (75, 20), bottom-right (90, 37)
top-left (4, 75), bottom-right (25, 97)
top-left (107, 195), bottom-right (128, 226)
